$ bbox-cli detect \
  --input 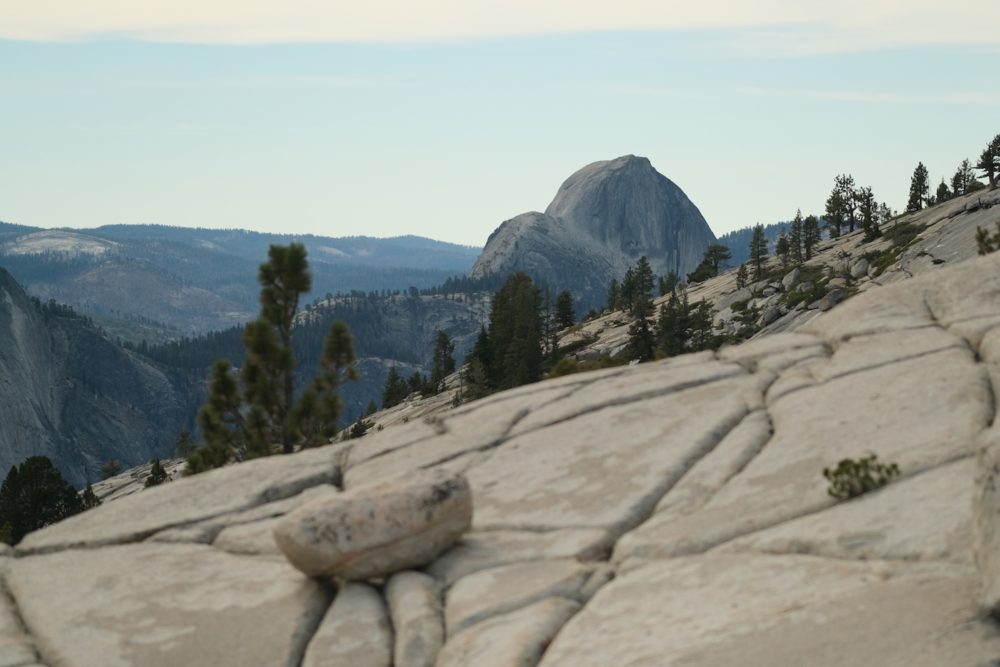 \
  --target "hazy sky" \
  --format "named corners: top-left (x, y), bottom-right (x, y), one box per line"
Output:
top-left (3, 2), bottom-right (999, 246)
